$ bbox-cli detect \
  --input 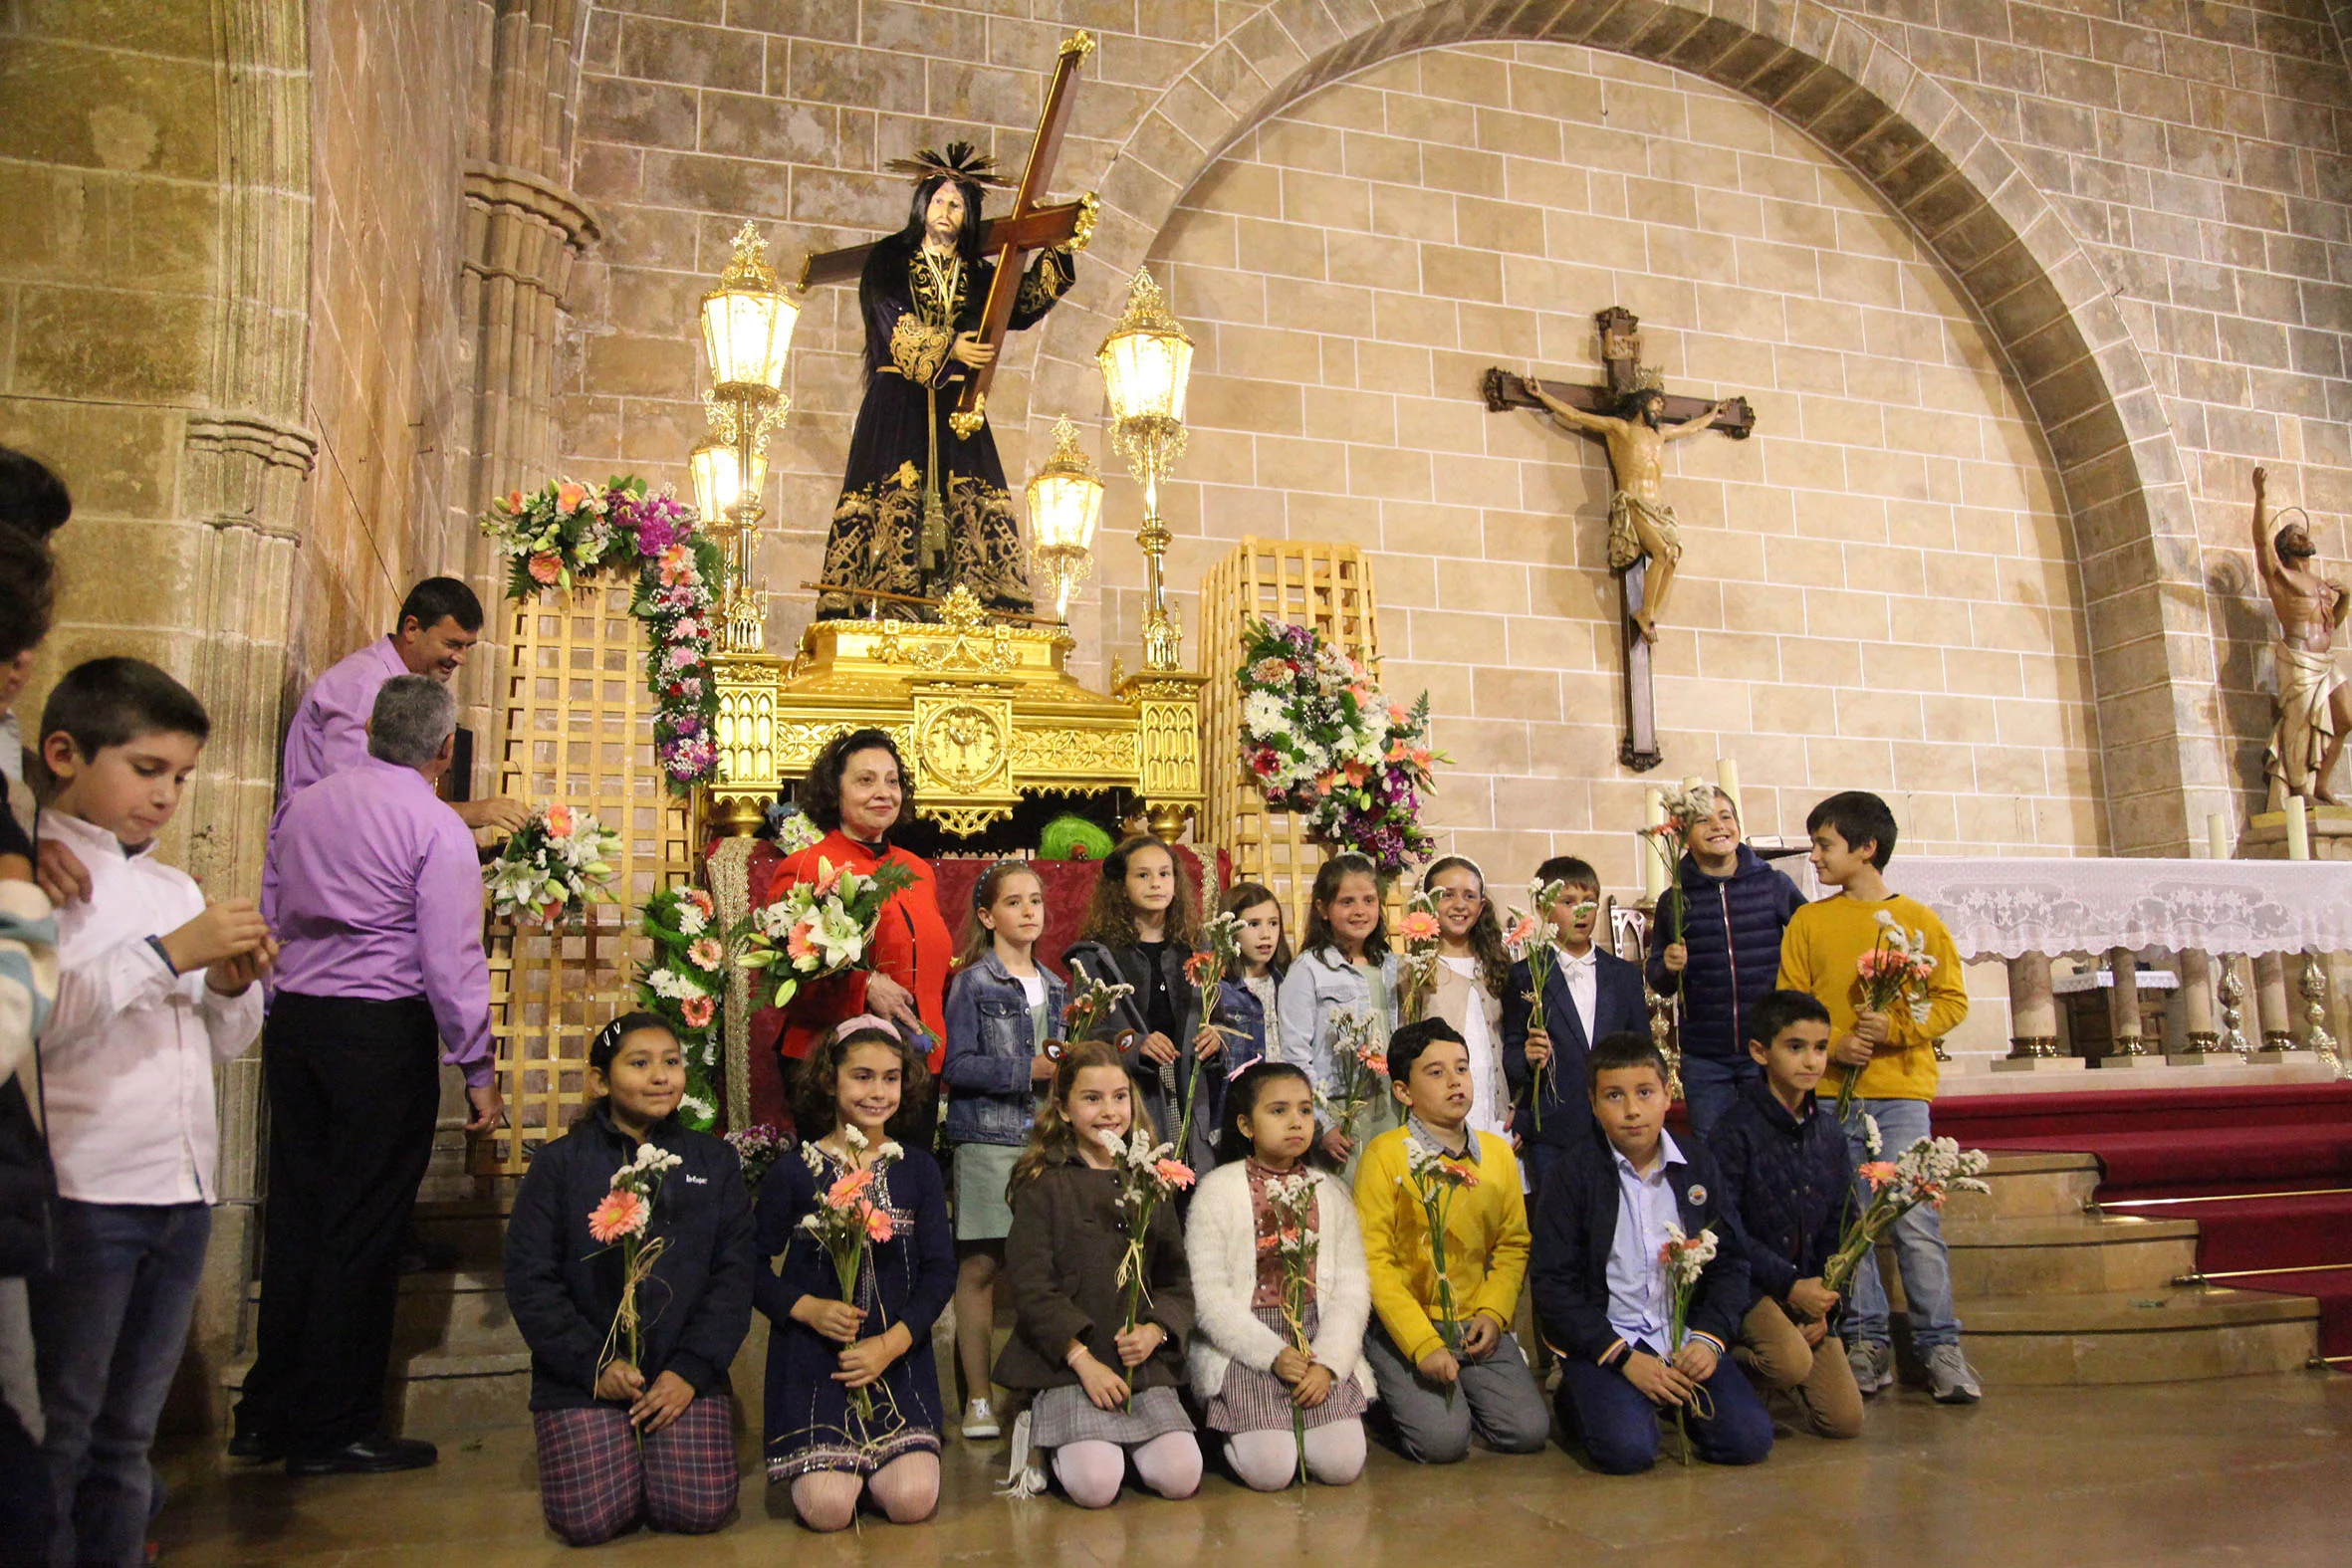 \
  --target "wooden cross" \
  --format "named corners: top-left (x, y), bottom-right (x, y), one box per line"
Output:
top-left (797, 31), bottom-right (1099, 440)
top-left (1482, 308), bottom-right (1756, 773)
